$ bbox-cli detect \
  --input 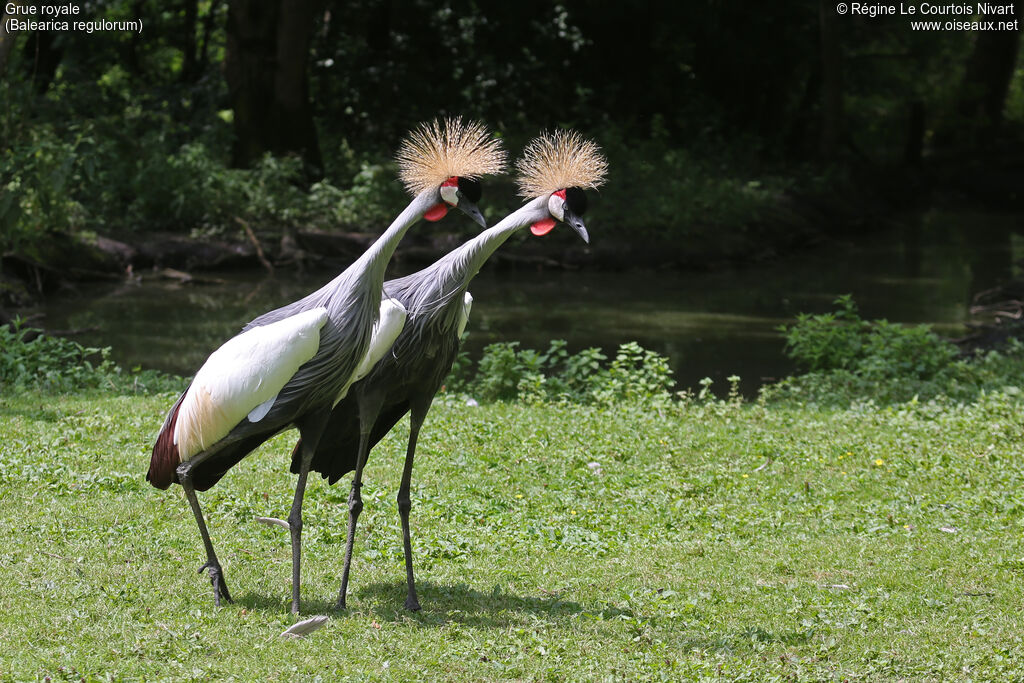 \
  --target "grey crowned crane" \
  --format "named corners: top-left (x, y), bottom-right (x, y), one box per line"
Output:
top-left (291, 130), bottom-right (608, 610)
top-left (146, 118), bottom-right (506, 614)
